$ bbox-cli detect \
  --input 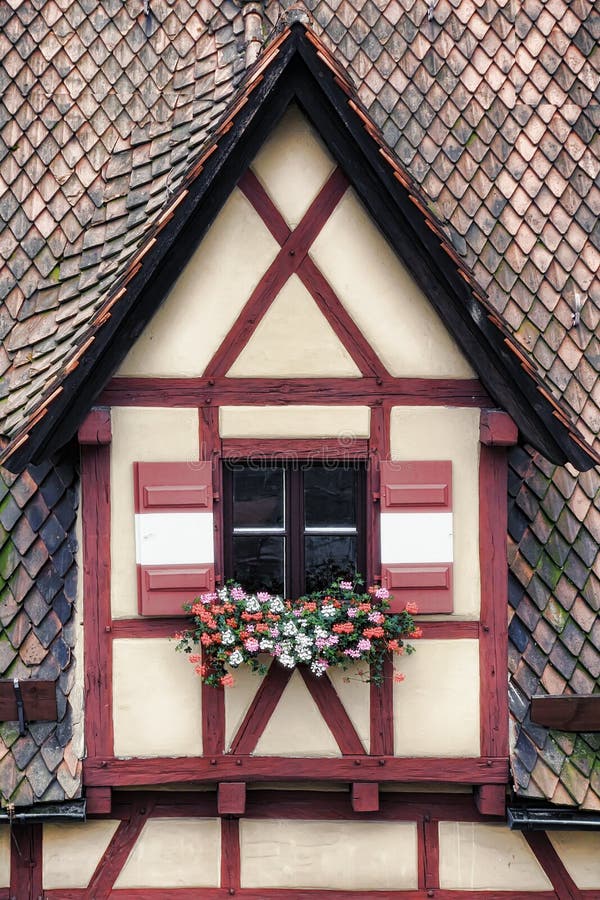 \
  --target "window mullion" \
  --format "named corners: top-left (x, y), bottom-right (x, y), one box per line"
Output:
top-left (288, 466), bottom-right (304, 598)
